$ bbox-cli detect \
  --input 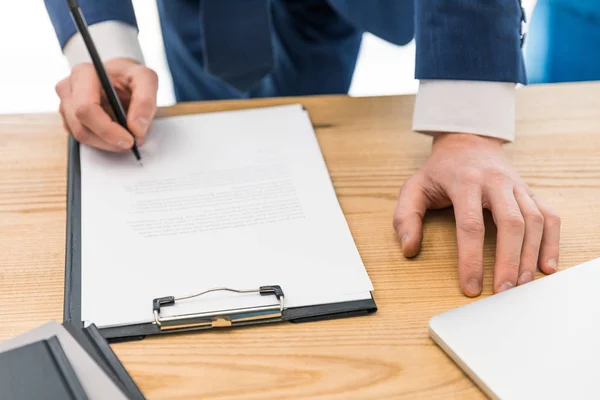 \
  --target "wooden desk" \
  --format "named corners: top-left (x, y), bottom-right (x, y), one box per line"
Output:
top-left (1, 82), bottom-right (600, 399)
